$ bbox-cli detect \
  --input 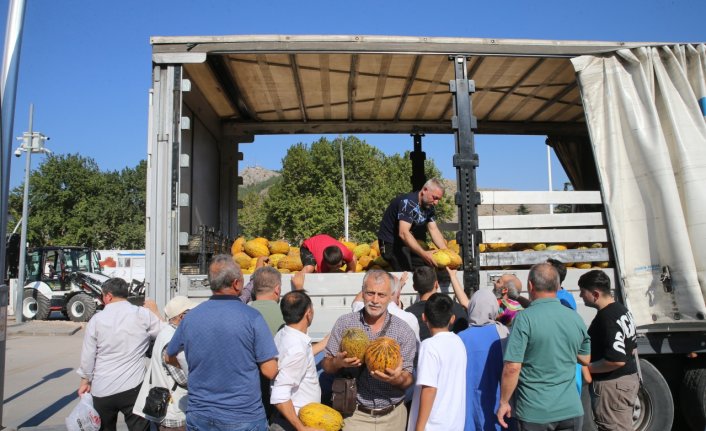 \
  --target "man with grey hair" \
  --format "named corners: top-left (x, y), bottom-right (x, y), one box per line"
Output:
top-left (497, 263), bottom-right (591, 431)
top-left (166, 255), bottom-right (278, 431)
top-left (251, 266), bottom-right (285, 336)
top-left (377, 178), bottom-right (448, 271)
top-left (351, 272), bottom-right (420, 341)
top-left (322, 269), bottom-right (417, 430)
